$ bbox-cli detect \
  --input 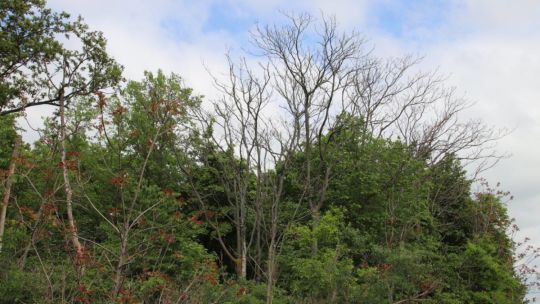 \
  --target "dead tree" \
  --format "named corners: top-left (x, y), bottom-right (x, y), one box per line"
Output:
top-left (204, 12), bottom-right (506, 303)
top-left (251, 13), bottom-right (363, 255)
top-left (188, 55), bottom-right (273, 280)
top-left (345, 55), bottom-right (506, 172)
top-left (193, 55), bottom-right (302, 302)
